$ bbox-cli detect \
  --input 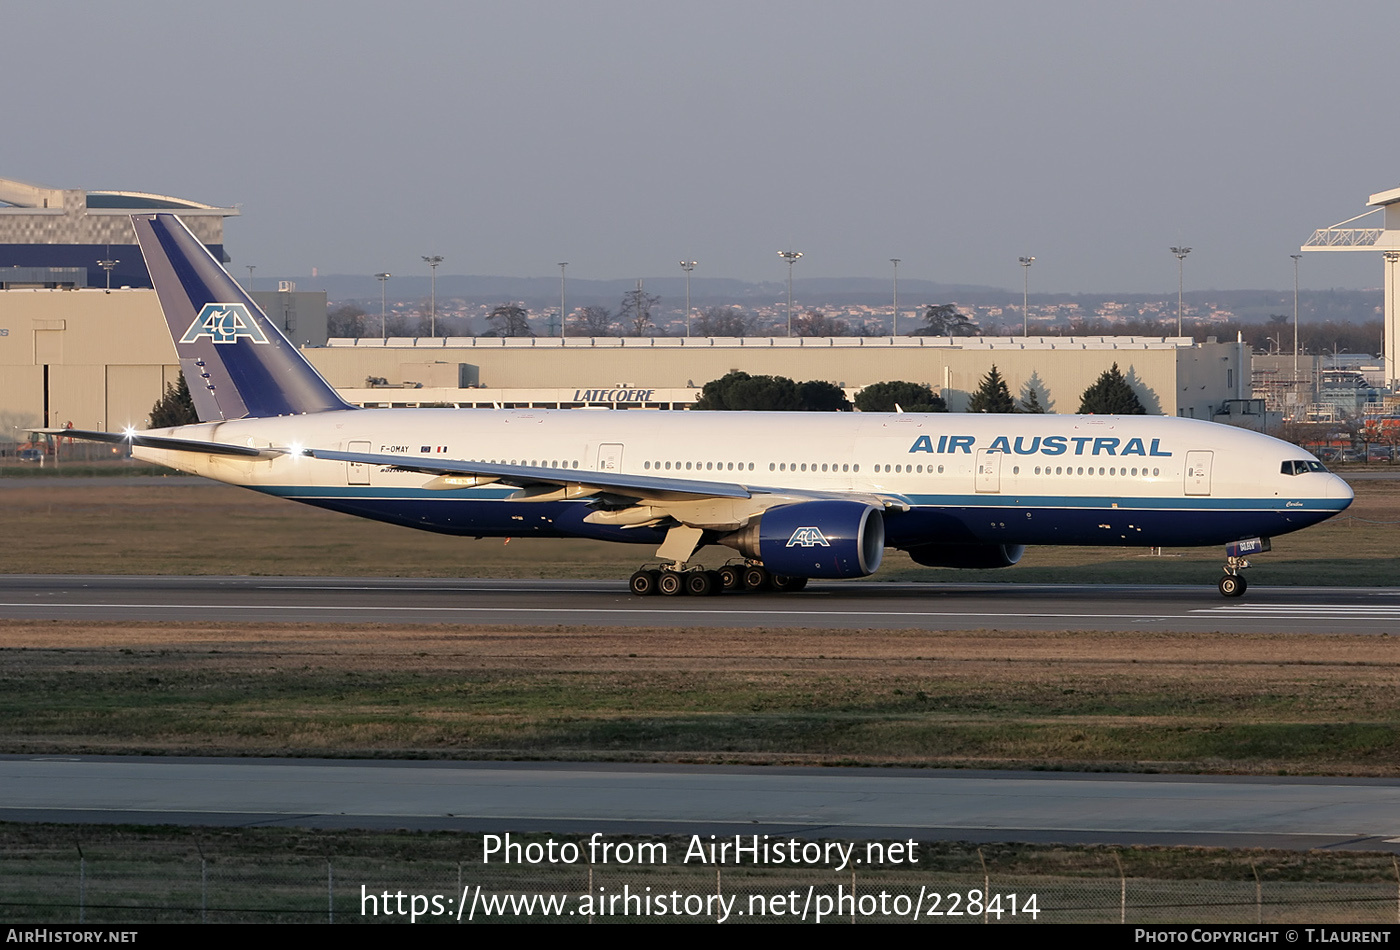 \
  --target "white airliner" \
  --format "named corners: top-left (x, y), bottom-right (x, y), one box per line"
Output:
top-left (47, 214), bottom-right (1353, 598)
